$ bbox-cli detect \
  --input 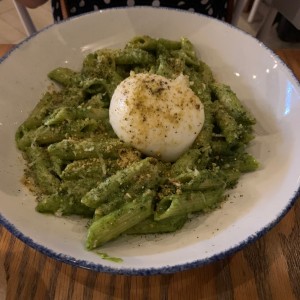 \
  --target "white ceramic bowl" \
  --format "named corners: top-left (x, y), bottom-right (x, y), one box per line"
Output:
top-left (0, 7), bottom-right (299, 275)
